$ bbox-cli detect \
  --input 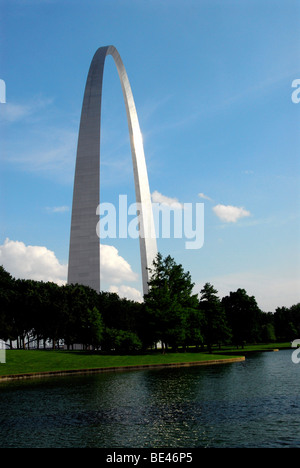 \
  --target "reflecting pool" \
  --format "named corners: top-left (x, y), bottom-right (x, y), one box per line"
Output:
top-left (0, 350), bottom-right (299, 448)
